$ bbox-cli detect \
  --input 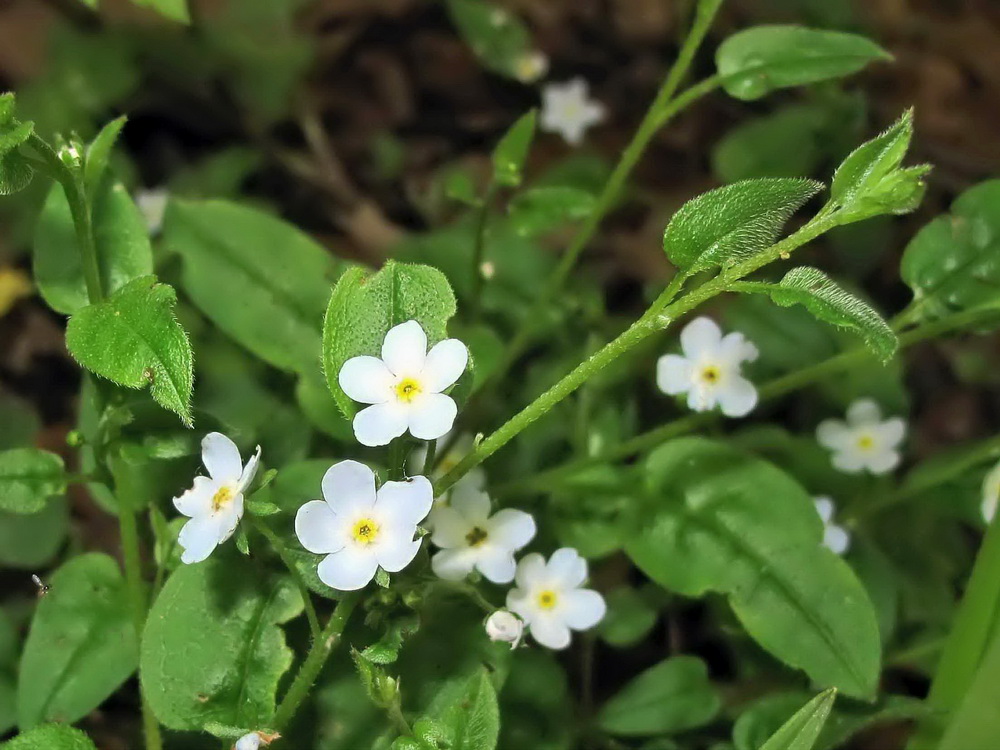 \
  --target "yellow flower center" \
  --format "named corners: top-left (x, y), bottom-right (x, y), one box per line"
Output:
top-left (699, 365), bottom-right (721, 384)
top-left (211, 485), bottom-right (235, 512)
top-left (395, 378), bottom-right (422, 403)
top-left (352, 518), bottom-right (380, 545)
top-left (856, 434), bottom-right (876, 452)
top-left (537, 590), bottom-right (558, 610)
top-left (465, 526), bottom-right (488, 547)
